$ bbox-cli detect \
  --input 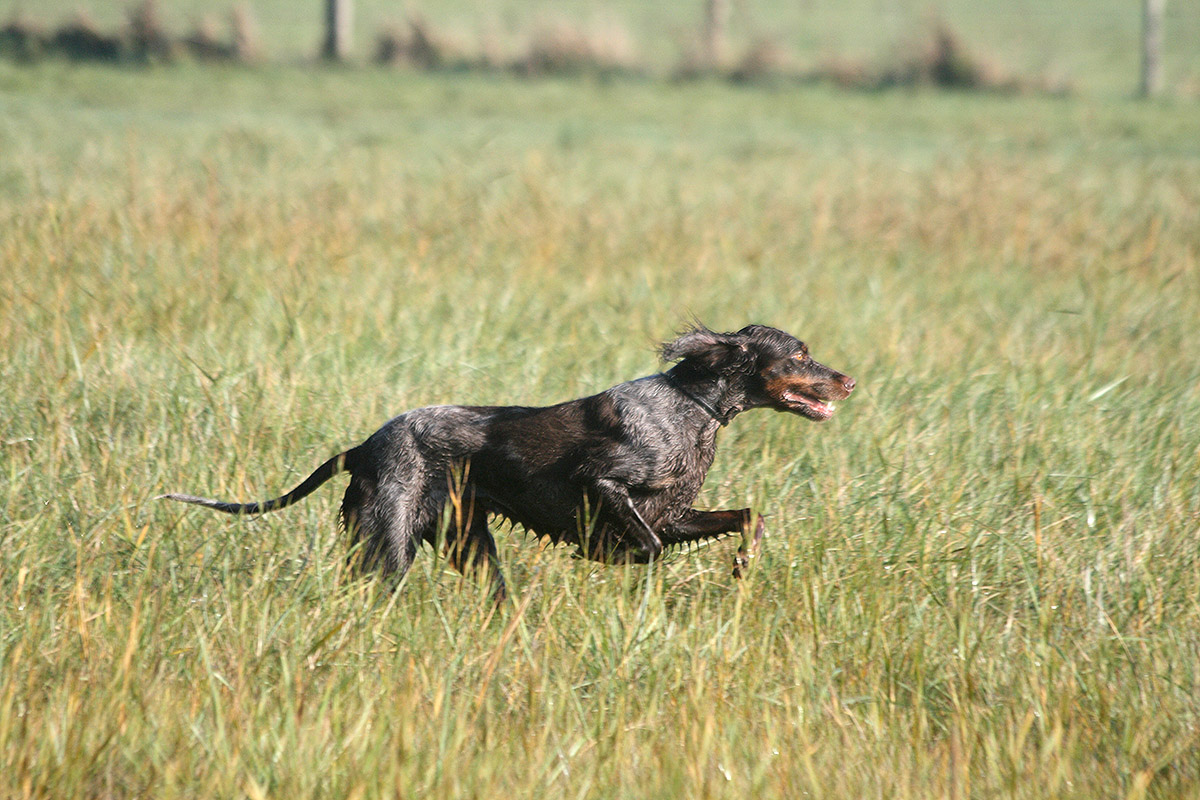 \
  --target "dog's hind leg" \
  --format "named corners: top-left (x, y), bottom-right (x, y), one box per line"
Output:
top-left (444, 505), bottom-right (508, 605)
top-left (342, 476), bottom-right (422, 584)
top-left (342, 476), bottom-right (384, 573)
